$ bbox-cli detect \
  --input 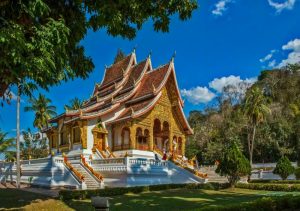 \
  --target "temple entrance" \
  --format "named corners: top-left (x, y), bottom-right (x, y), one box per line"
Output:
top-left (136, 127), bottom-right (149, 150)
top-left (92, 126), bottom-right (108, 152)
top-left (153, 119), bottom-right (170, 153)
